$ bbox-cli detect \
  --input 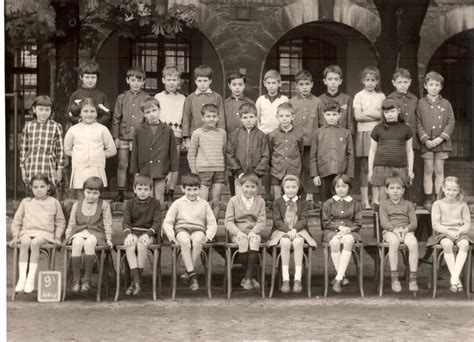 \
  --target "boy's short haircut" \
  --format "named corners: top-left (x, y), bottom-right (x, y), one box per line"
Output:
top-left (239, 172), bottom-right (259, 186)
top-left (201, 103), bottom-right (219, 115)
top-left (78, 61), bottom-right (100, 77)
top-left (331, 174), bottom-right (352, 192)
top-left (277, 102), bottom-right (294, 115)
top-left (83, 176), bottom-right (103, 191)
top-left (385, 174), bottom-right (405, 188)
top-left (238, 102), bottom-right (257, 116)
top-left (392, 68), bottom-right (411, 81)
top-left (282, 174), bottom-right (300, 188)
top-left (295, 69), bottom-right (313, 82)
top-left (424, 71), bottom-right (444, 86)
top-left (323, 65), bottom-right (343, 78)
top-left (133, 173), bottom-right (153, 188)
top-left (323, 100), bottom-right (341, 113)
top-left (141, 97), bottom-right (160, 112)
top-left (127, 66), bottom-right (146, 79)
top-left (263, 69), bottom-right (281, 81)
top-left (194, 65), bottom-right (213, 80)
top-left (181, 173), bottom-right (201, 188)
top-left (162, 65), bottom-right (181, 78)
top-left (228, 73), bottom-right (246, 84)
